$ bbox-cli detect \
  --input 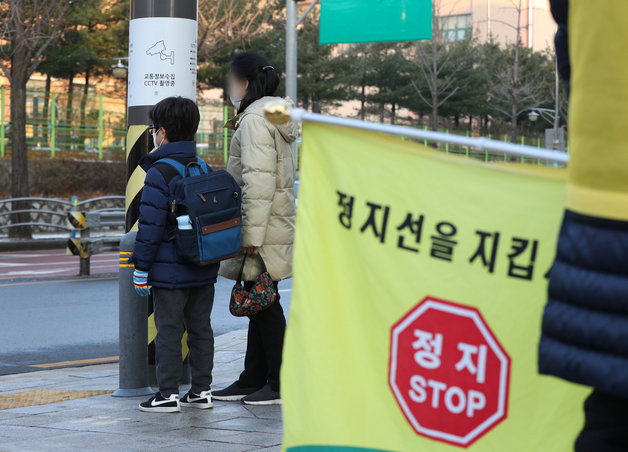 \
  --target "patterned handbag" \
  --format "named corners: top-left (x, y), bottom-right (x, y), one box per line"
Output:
top-left (229, 254), bottom-right (278, 317)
